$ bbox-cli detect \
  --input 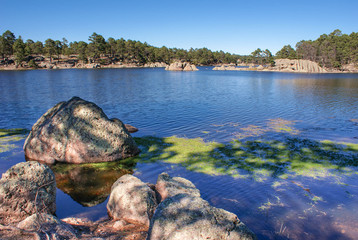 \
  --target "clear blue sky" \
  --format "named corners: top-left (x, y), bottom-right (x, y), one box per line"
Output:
top-left (1, 0), bottom-right (357, 55)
